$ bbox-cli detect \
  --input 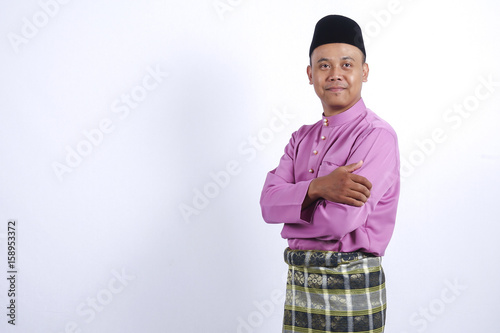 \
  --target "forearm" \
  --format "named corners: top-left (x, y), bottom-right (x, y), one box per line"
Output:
top-left (260, 171), bottom-right (313, 224)
top-left (301, 178), bottom-right (320, 210)
top-left (301, 161), bottom-right (370, 210)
